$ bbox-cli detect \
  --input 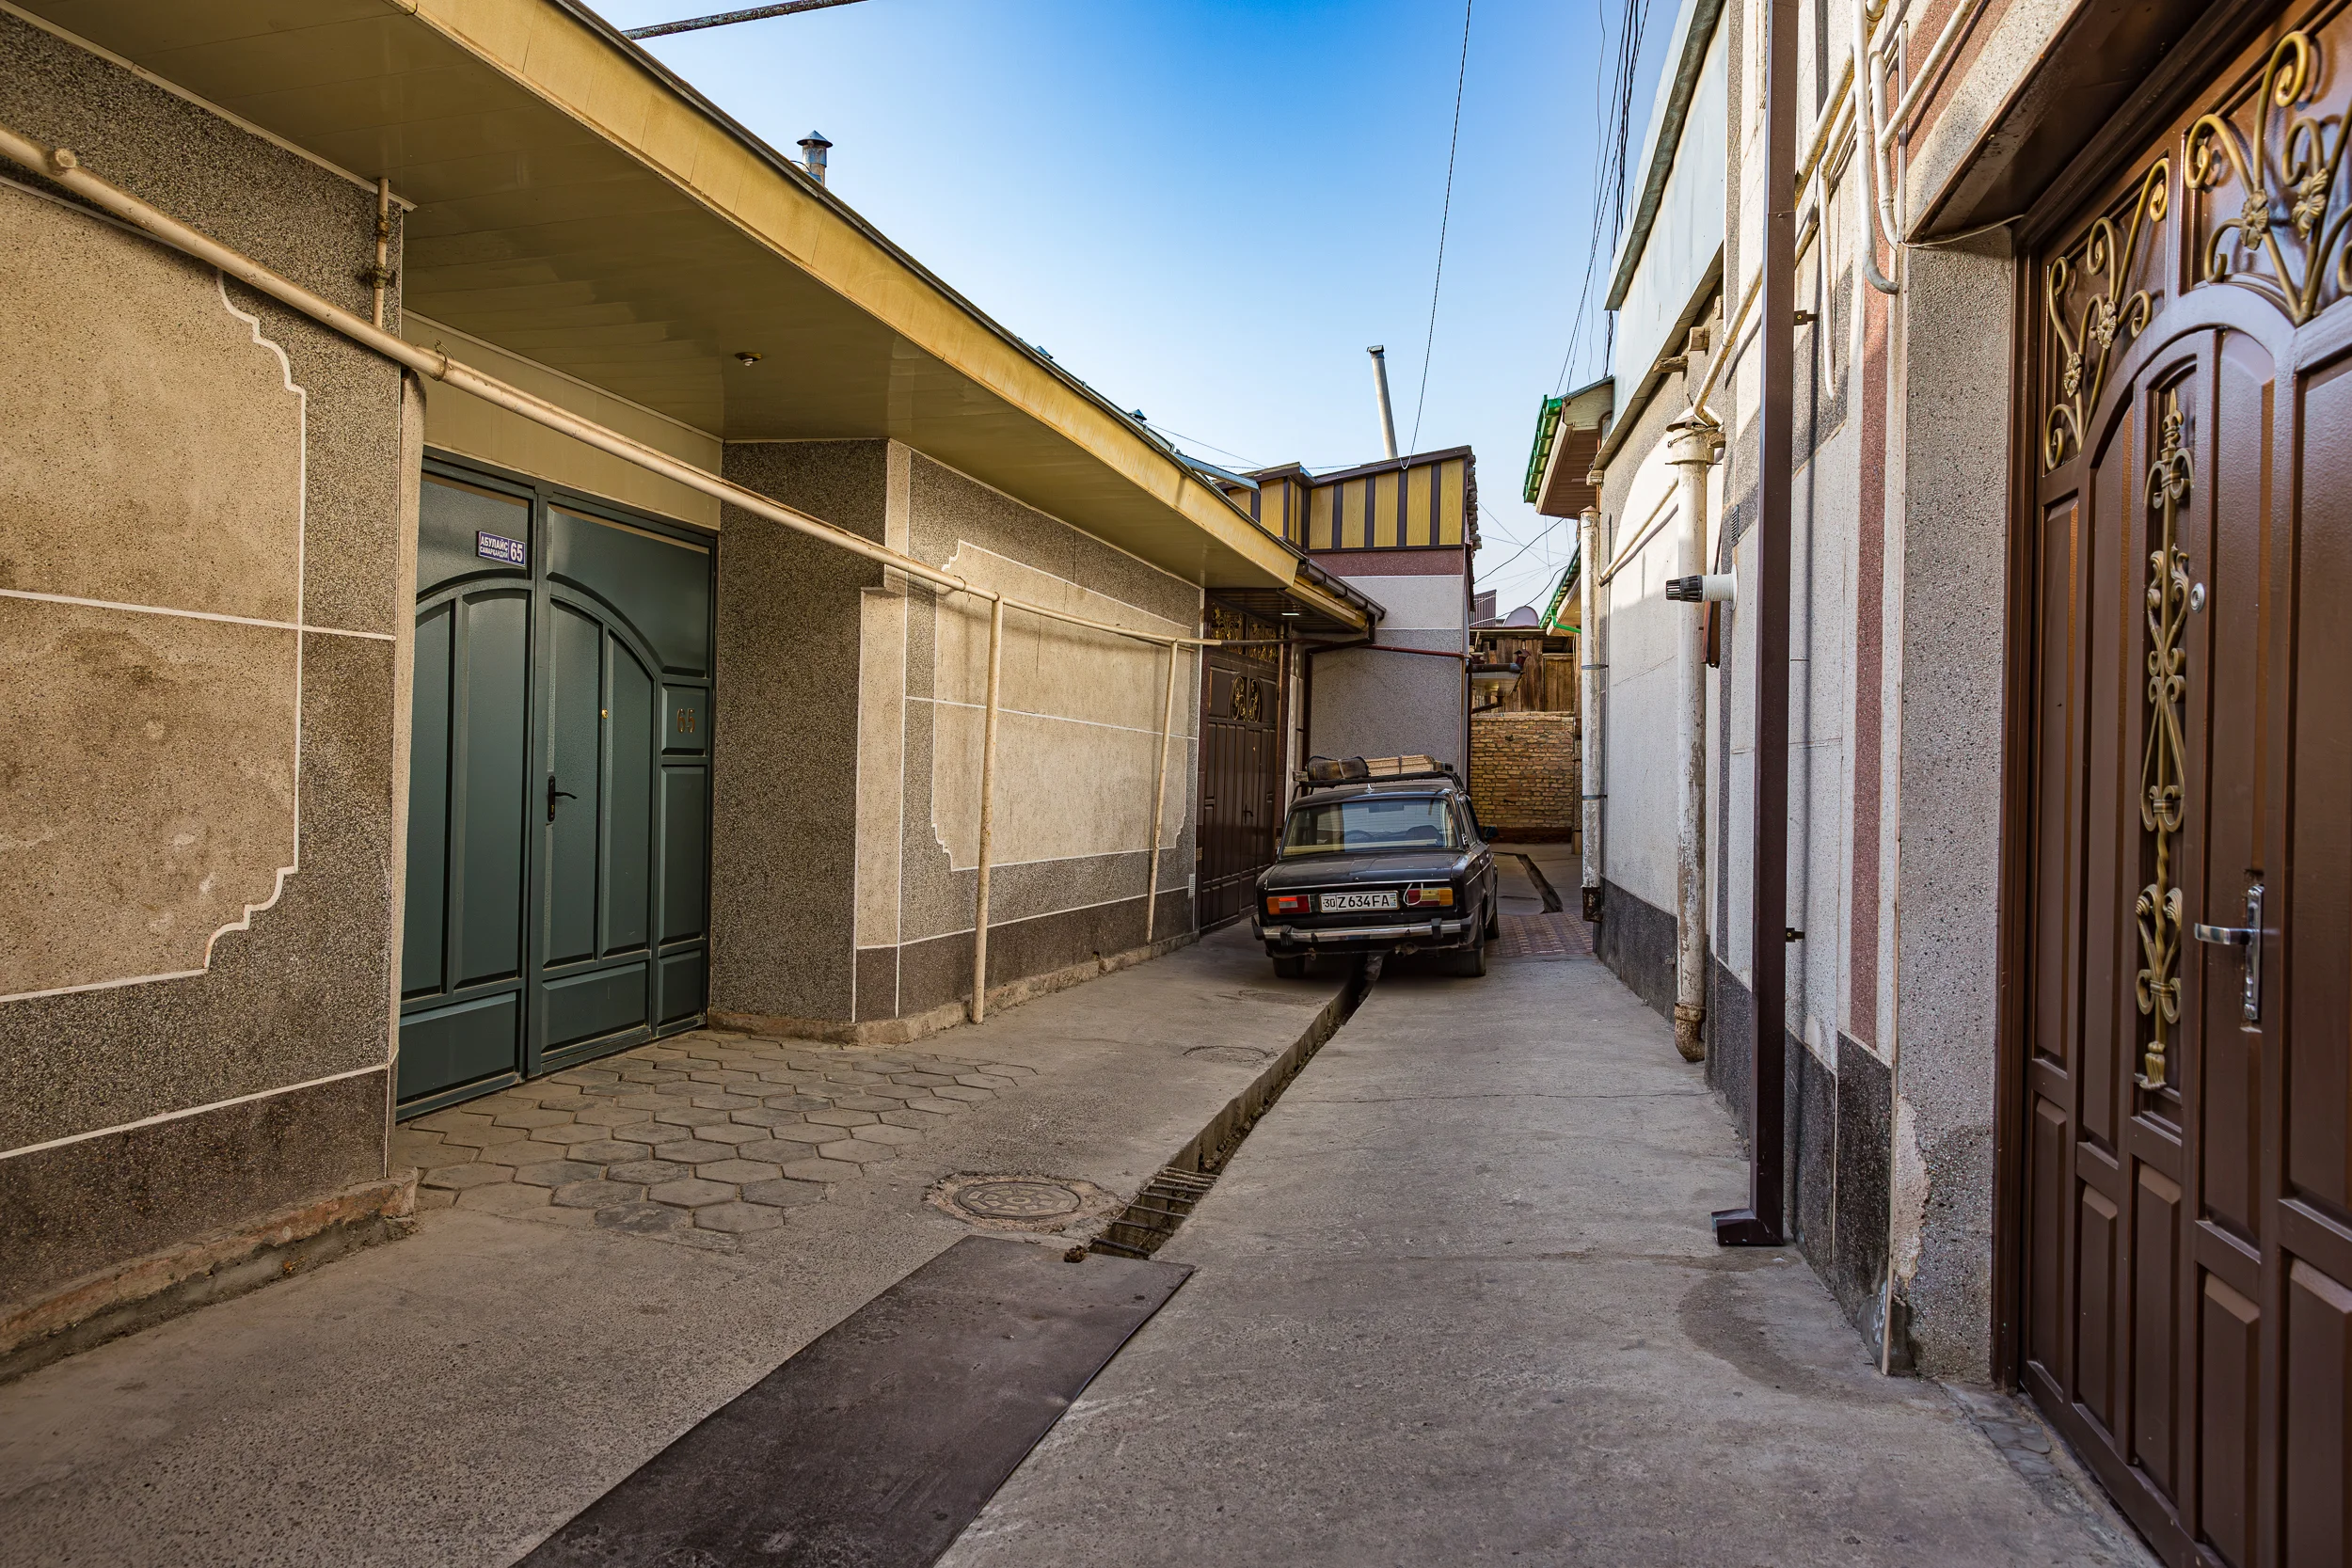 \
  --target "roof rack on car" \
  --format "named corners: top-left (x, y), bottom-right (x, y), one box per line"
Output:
top-left (1294, 754), bottom-right (1463, 795)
